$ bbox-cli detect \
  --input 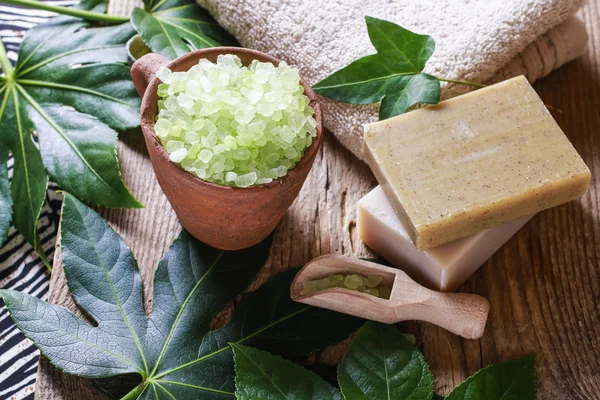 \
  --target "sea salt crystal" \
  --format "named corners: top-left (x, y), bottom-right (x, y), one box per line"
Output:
top-left (198, 149), bottom-right (213, 163)
top-left (157, 66), bottom-right (172, 83)
top-left (169, 148), bottom-right (187, 163)
top-left (155, 118), bottom-right (172, 138)
top-left (226, 171), bottom-right (237, 182)
top-left (166, 140), bottom-right (184, 152)
top-left (235, 172), bottom-right (257, 187)
top-left (196, 169), bottom-right (207, 179)
top-left (185, 131), bottom-right (199, 144)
